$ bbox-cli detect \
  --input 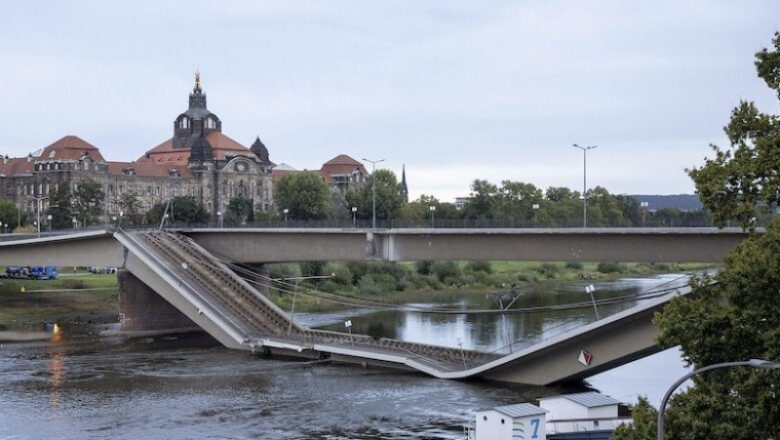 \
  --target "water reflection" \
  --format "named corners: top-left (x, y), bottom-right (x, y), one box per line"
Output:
top-left (313, 274), bottom-right (690, 353)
